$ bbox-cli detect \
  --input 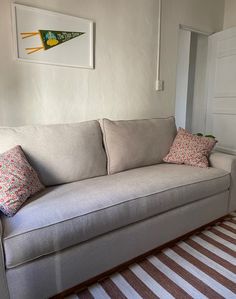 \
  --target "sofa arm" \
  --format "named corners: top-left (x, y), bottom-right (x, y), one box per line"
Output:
top-left (209, 151), bottom-right (236, 212)
top-left (0, 220), bottom-right (10, 299)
